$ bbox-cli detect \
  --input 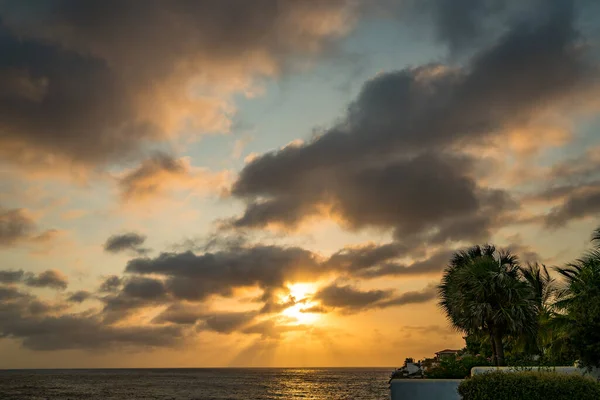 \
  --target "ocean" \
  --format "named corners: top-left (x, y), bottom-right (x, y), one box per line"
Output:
top-left (0, 368), bottom-right (392, 399)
